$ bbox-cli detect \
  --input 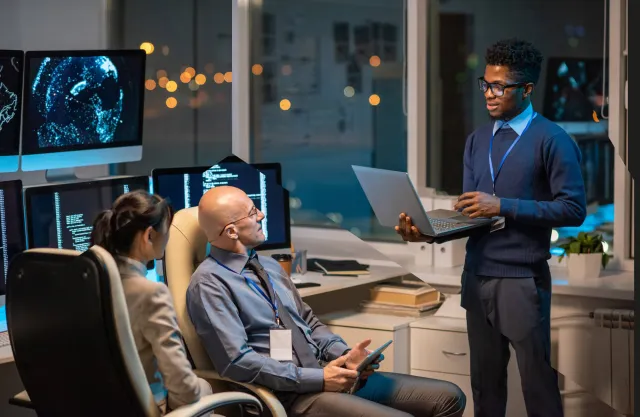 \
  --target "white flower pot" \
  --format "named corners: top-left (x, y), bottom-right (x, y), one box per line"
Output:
top-left (566, 253), bottom-right (603, 282)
